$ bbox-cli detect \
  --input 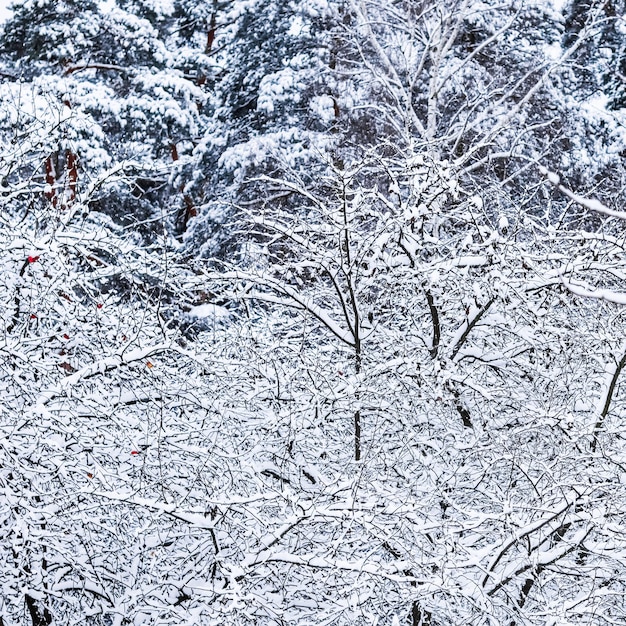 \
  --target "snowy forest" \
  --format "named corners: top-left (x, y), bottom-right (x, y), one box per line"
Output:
top-left (1, 0), bottom-right (626, 624)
